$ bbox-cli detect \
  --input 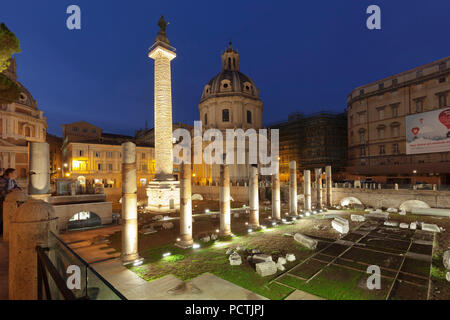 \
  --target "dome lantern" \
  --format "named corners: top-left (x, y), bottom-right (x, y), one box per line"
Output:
top-left (221, 42), bottom-right (240, 72)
